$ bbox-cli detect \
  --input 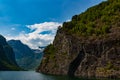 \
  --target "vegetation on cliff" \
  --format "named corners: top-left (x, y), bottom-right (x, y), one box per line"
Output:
top-left (62, 0), bottom-right (120, 36)
top-left (38, 0), bottom-right (120, 78)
